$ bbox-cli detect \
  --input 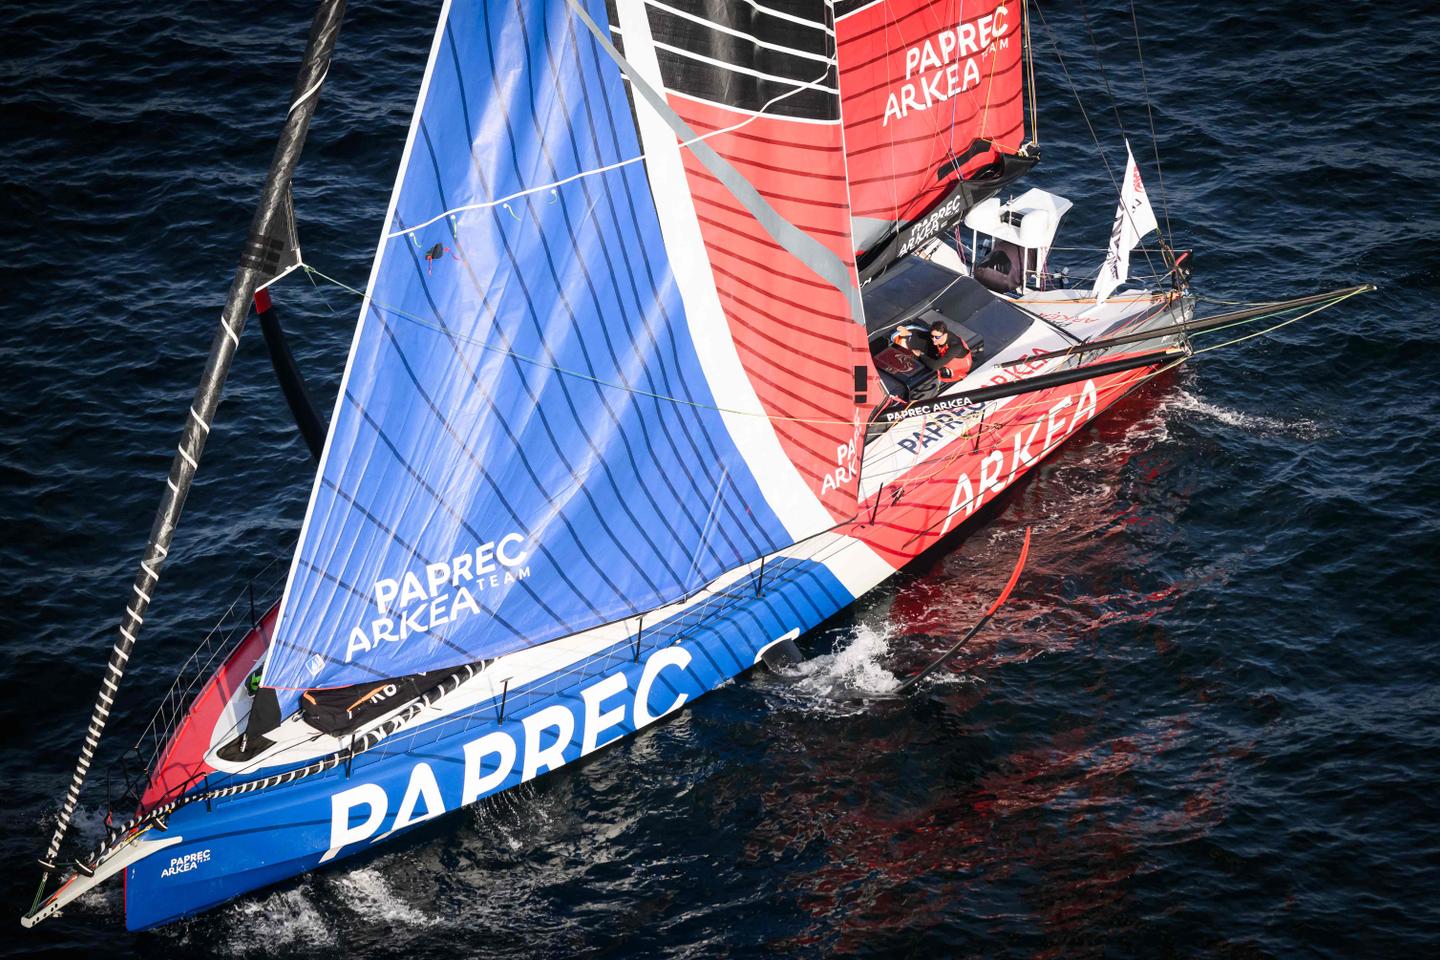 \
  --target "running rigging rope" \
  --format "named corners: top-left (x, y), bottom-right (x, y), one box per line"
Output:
top-left (302, 262), bottom-right (1365, 429)
top-left (1031, 0), bottom-right (1160, 278)
top-left (28, 0), bottom-right (1376, 919)
top-left (49, 287), bottom-right (1373, 903)
top-left (1074, 0), bottom-right (1172, 265)
top-left (1129, 0), bottom-right (1173, 246)
top-left (1024, 0), bottom-right (1039, 145)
